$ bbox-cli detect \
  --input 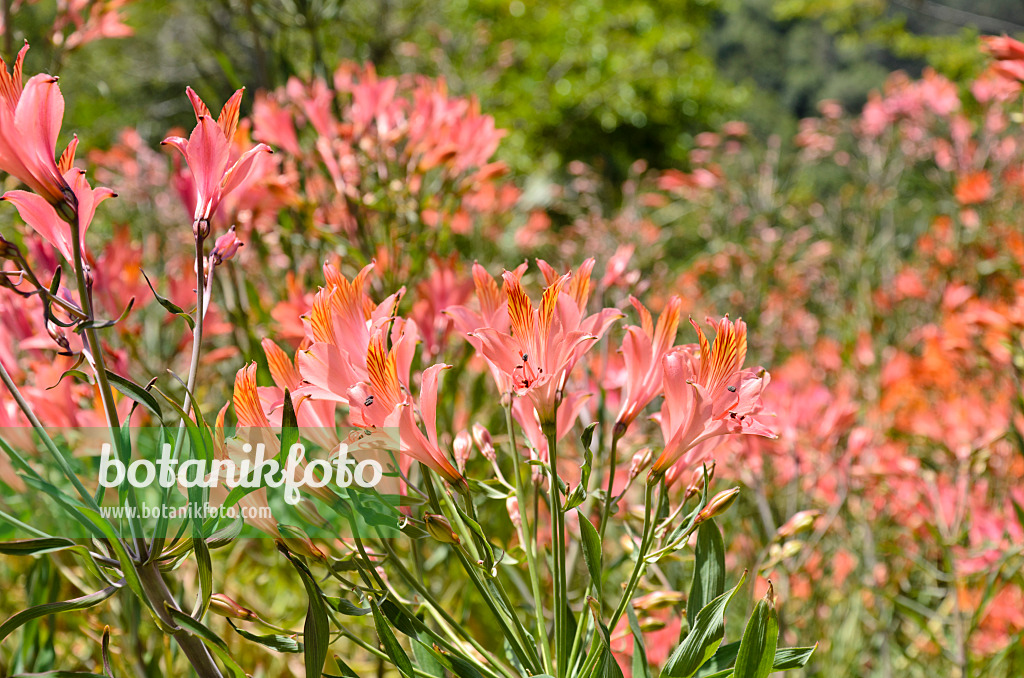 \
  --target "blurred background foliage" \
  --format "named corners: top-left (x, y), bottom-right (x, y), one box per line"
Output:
top-left (4, 0), bottom-right (1017, 184)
